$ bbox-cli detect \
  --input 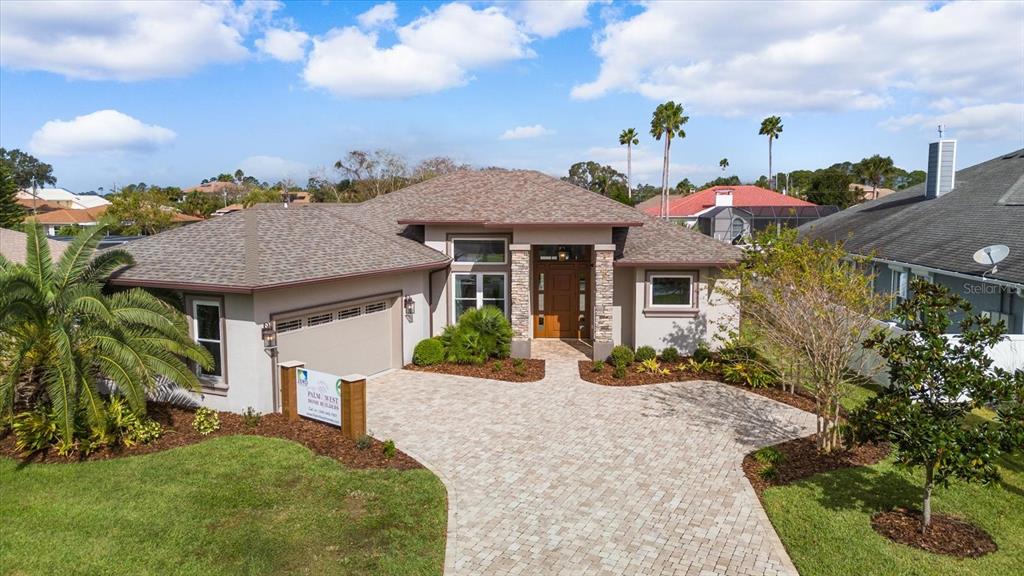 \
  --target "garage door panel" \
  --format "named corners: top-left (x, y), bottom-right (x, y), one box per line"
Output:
top-left (276, 299), bottom-right (396, 377)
